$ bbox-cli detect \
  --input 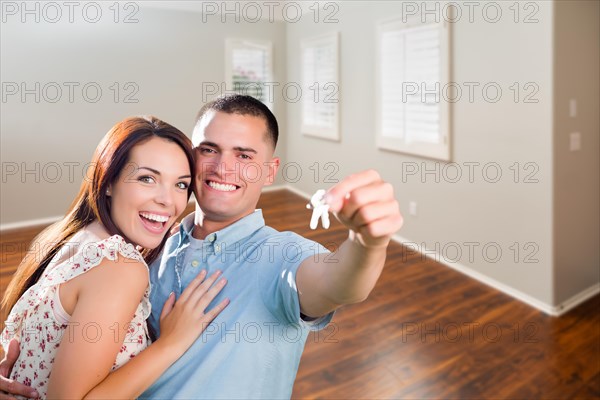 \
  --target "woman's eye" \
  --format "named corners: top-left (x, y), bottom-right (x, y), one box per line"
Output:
top-left (139, 176), bottom-right (155, 184)
top-left (177, 182), bottom-right (189, 190)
